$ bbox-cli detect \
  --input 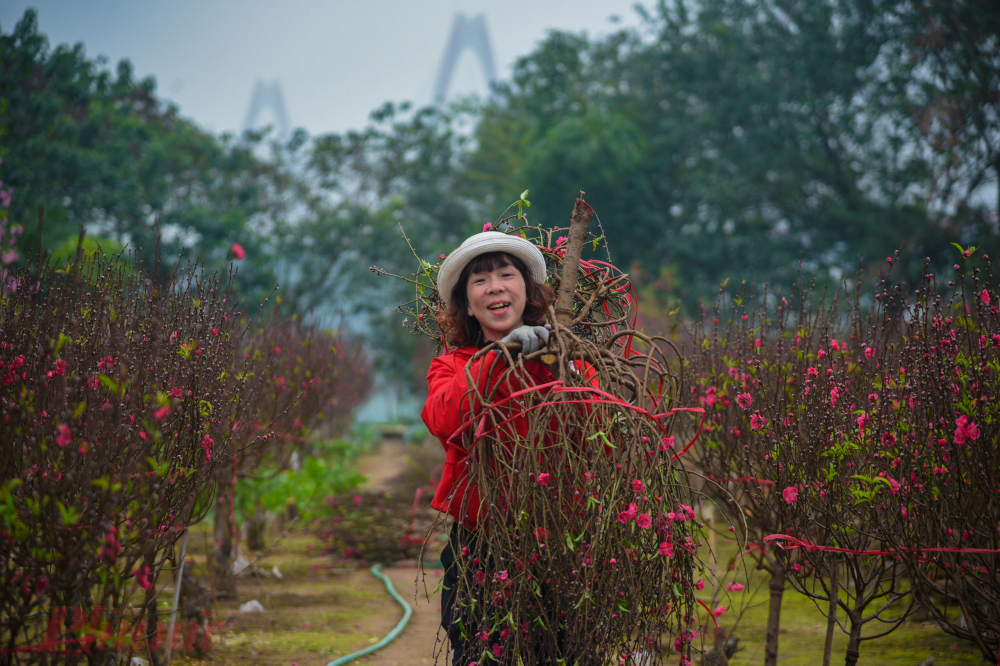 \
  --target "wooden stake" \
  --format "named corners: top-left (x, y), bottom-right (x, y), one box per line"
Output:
top-left (164, 530), bottom-right (189, 665)
top-left (553, 198), bottom-right (595, 328)
top-left (539, 198), bottom-right (593, 364)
